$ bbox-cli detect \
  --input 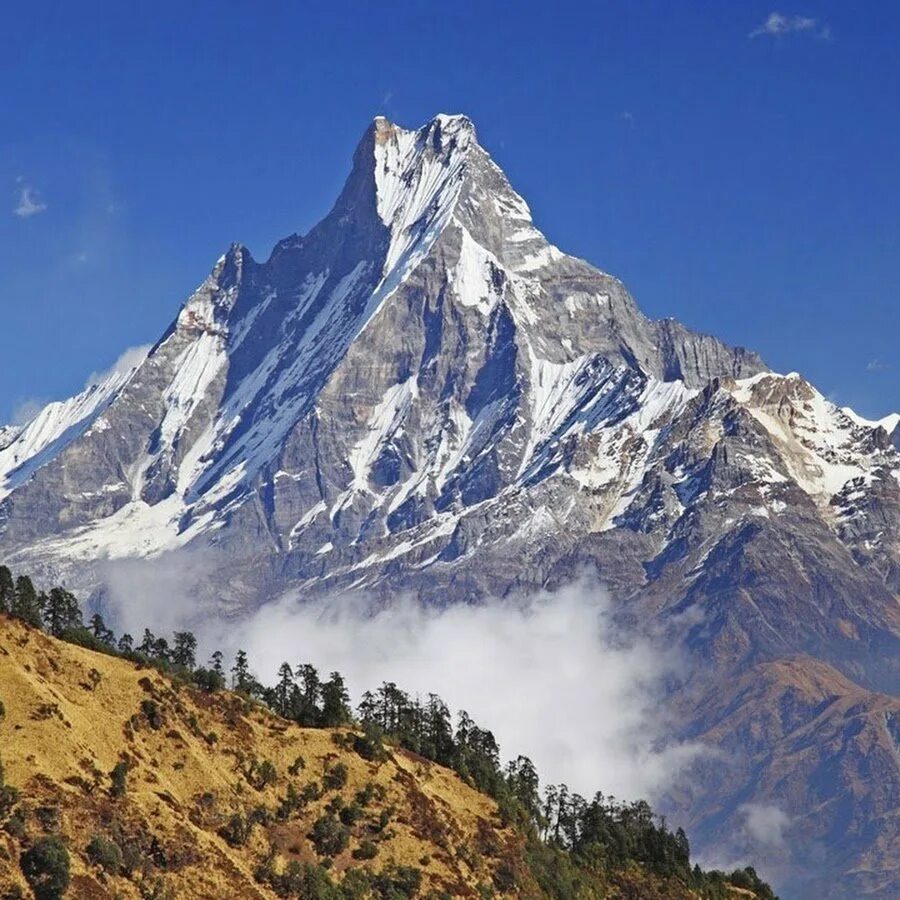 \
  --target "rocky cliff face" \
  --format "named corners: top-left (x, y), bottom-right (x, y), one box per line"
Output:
top-left (0, 114), bottom-right (898, 897)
